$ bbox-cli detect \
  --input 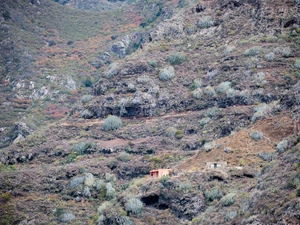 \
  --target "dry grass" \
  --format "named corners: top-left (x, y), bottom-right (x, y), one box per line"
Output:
top-left (178, 115), bottom-right (294, 171)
